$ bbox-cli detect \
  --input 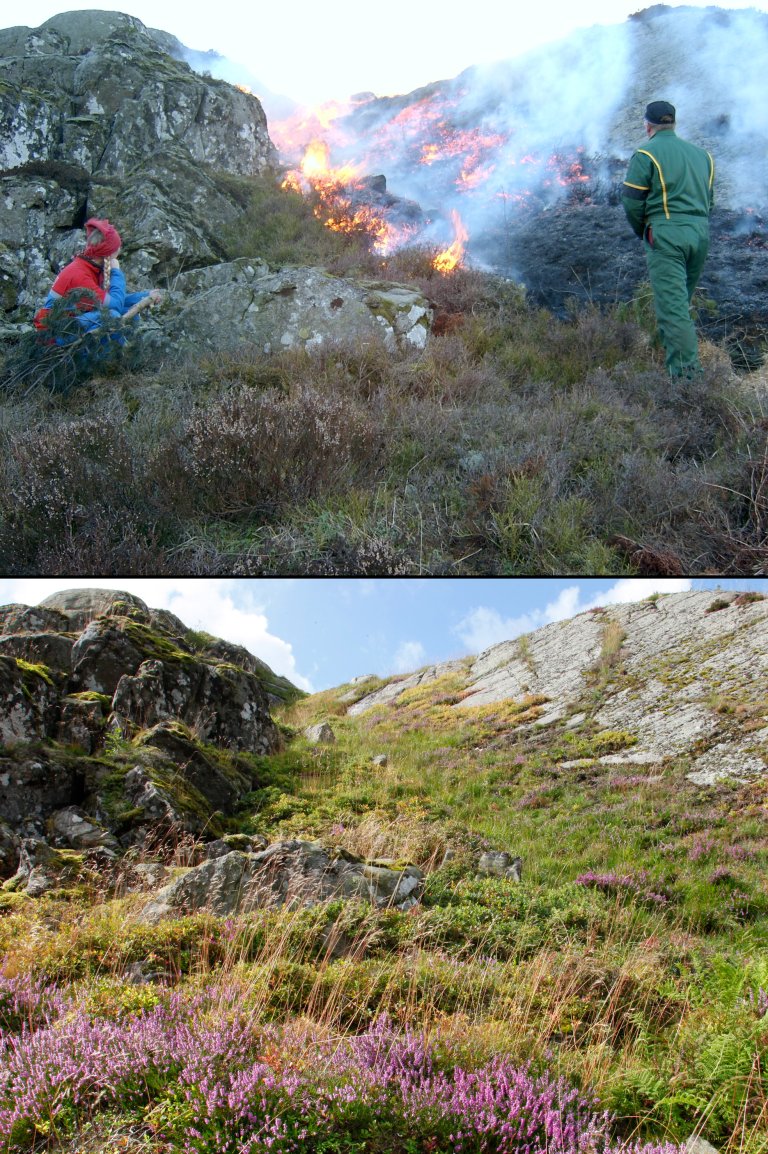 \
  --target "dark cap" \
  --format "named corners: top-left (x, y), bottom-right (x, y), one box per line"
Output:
top-left (644, 100), bottom-right (676, 125)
